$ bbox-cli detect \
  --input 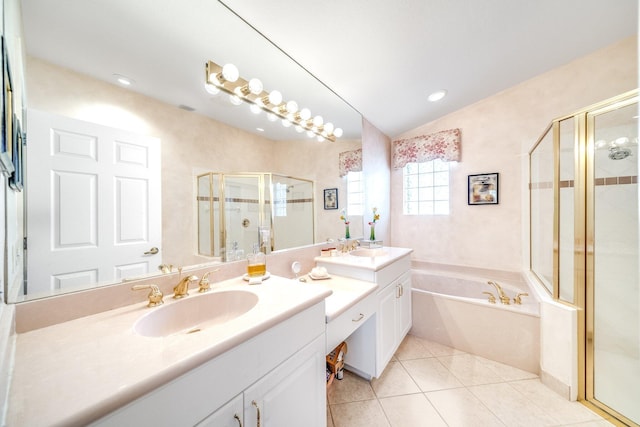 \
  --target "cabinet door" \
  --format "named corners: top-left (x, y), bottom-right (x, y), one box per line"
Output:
top-left (377, 282), bottom-right (398, 376)
top-left (398, 273), bottom-right (412, 339)
top-left (244, 335), bottom-right (325, 427)
top-left (196, 394), bottom-right (243, 427)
